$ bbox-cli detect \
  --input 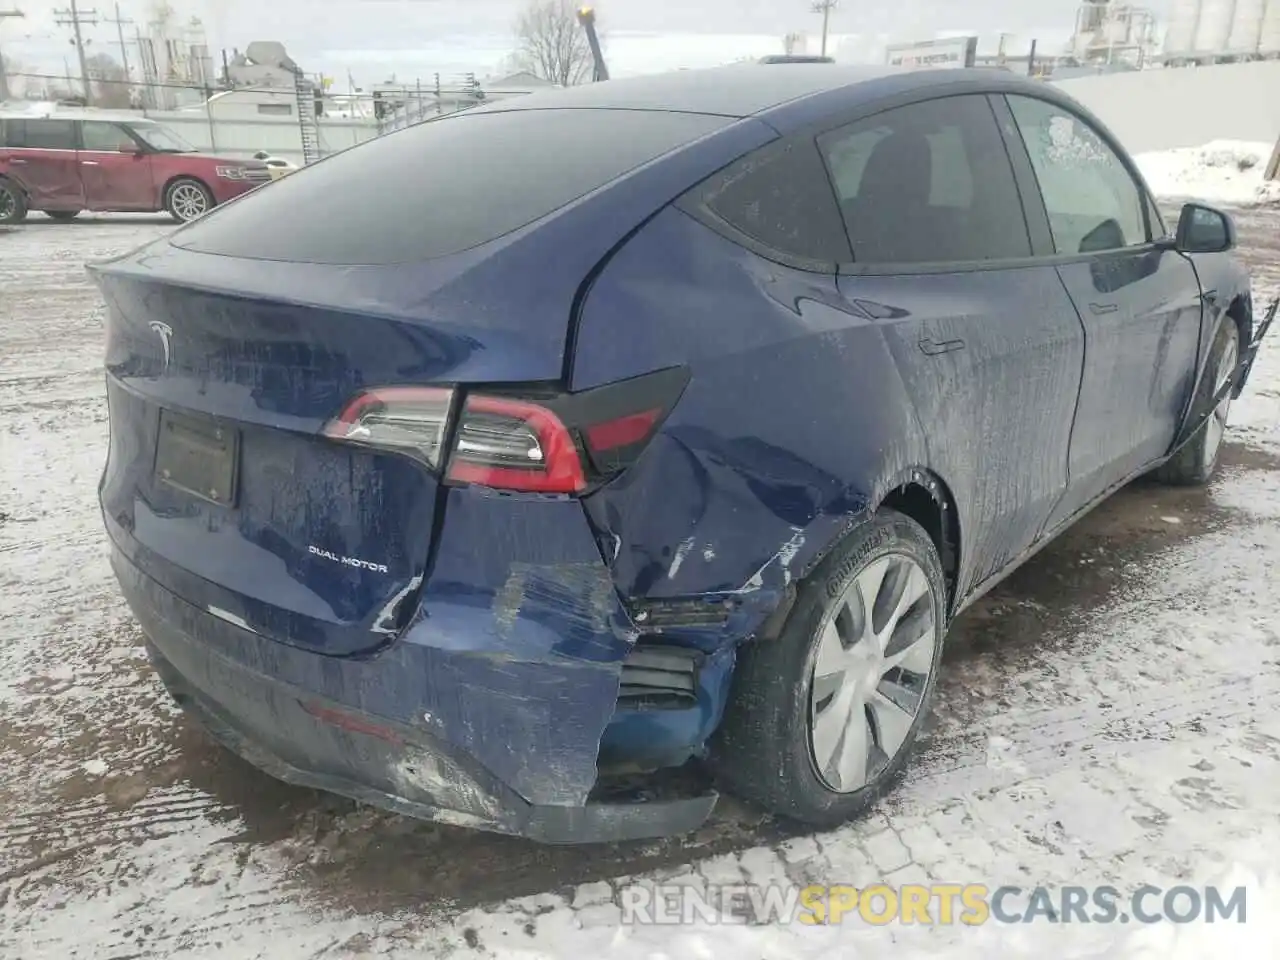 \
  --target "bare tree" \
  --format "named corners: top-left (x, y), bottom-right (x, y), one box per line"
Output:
top-left (511, 0), bottom-right (597, 87)
top-left (86, 52), bottom-right (131, 109)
